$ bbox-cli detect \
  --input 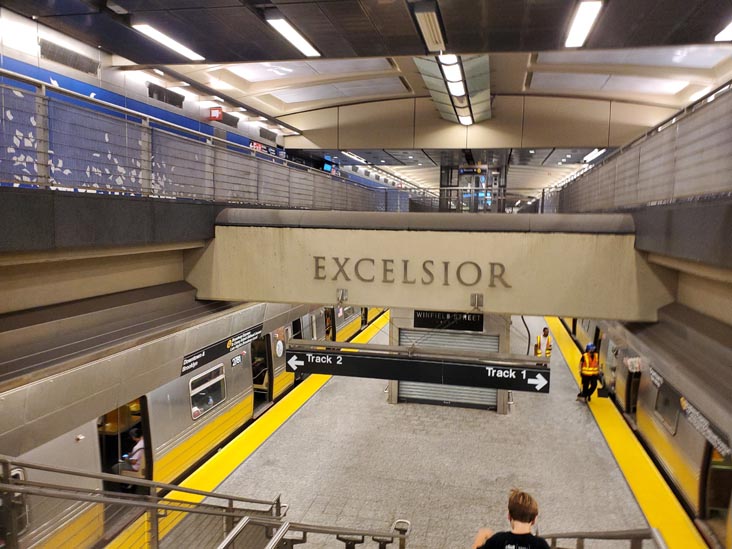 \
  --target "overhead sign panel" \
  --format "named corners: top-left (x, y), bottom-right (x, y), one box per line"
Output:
top-left (285, 350), bottom-right (550, 393)
top-left (413, 310), bottom-right (484, 332)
